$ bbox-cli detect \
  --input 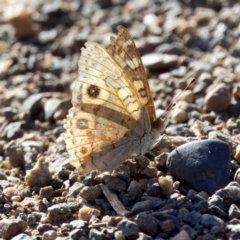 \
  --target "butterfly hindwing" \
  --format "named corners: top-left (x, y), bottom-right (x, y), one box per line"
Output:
top-left (64, 107), bottom-right (130, 173)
